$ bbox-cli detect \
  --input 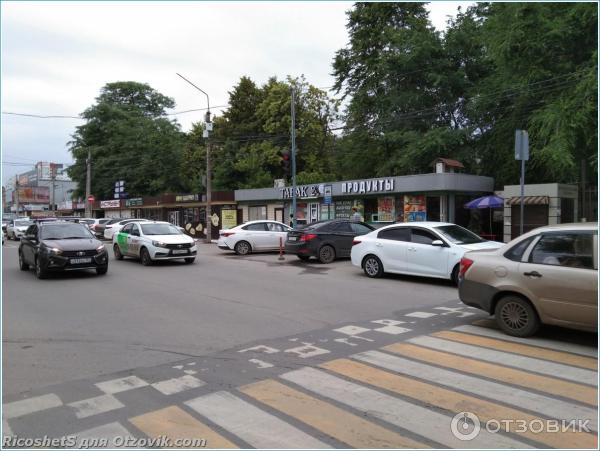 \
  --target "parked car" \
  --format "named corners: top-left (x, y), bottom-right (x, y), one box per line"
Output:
top-left (103, 218), bottom-right (149, 240)
top-left (90, 218), bottom-right (113, 237)
top-left (351, 222), bottom-right (503, 285)
top-left (18, 220), bottom-right (108, 279)
top-left (217, 221), bottom-right (291, 255)
top-left (6, 219), bottom-right (34, 240)
top-left (285, 219), bottom-right (374, 263)
top-left (459, 222), bottom-right (598, 337)
top-left (112, 221), bottom-right (197, 265)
